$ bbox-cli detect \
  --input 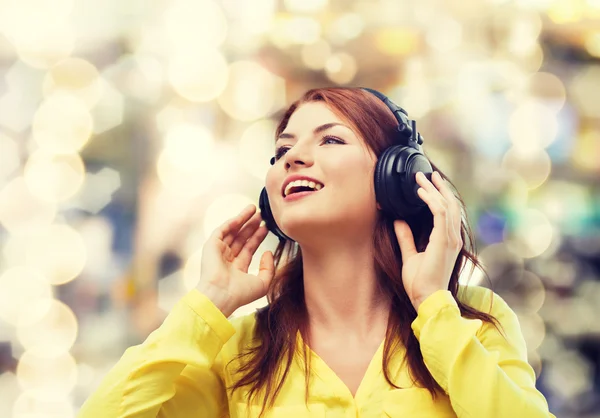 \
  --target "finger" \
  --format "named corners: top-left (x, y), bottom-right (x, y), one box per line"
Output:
top-left (416, 172), bottom-right (448, 210)
top-left (393, 220), bottom-right (417, 263)
top-left (431, 171), bottom-right (462, 245)
top-left (214, 204), bottom-right (256, 245)
top-left (230, 210), bottom-right (263, 257)
top-left (256, 250), bottom-right (275, 290)
top-left (234, 223), bottom-right (269, 272)
top-left (417, 187), bottom-right (449, 243)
